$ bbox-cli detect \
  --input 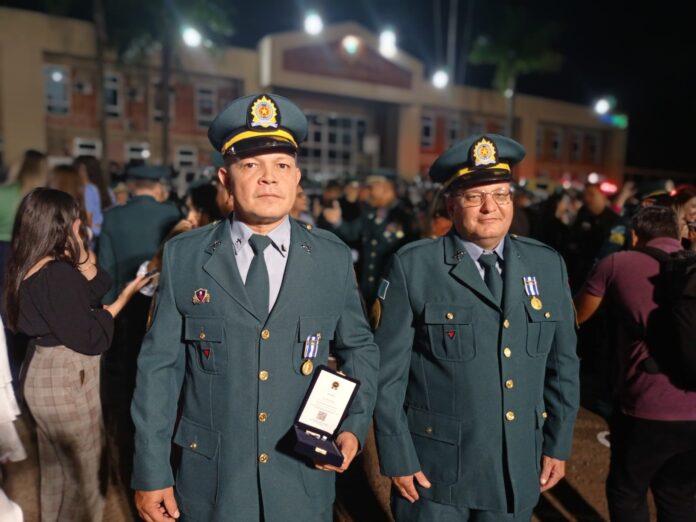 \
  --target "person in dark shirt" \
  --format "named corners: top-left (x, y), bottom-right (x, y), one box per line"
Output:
top-left (3, 188), bottom-right (149, 522)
